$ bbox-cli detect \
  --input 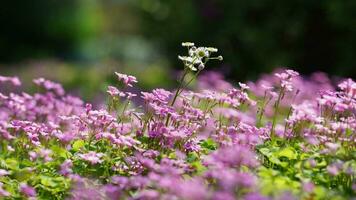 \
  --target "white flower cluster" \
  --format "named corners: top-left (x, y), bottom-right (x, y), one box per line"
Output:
top-left (179, 42), bottom-right (223, 71)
